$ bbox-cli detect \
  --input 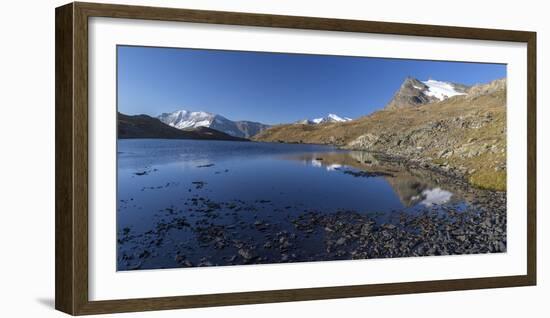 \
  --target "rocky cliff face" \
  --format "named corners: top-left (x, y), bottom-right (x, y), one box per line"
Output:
top-left (253, 78), bottom-right (507, 191)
